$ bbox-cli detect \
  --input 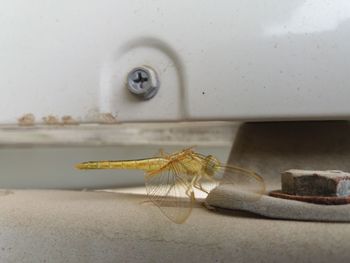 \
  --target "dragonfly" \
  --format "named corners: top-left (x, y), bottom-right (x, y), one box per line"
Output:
top-left (75, 147), bottom-right (265, 223)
